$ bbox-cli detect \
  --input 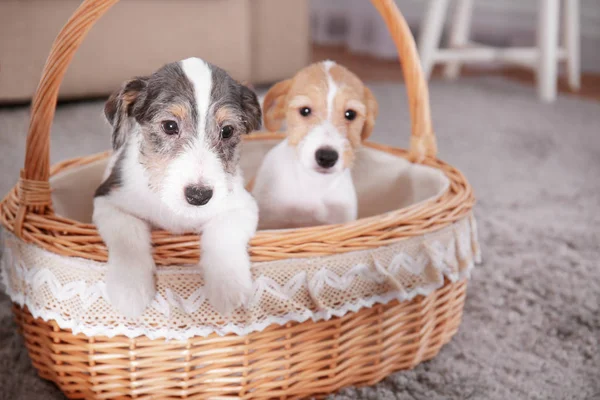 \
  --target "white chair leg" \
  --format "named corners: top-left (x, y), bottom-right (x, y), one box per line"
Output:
top-left (444, 0), bottom-right (474, 80)
top-left (537, 0), bottom-right (560, 102)
top-left (418, 0), bottom-right (451, 80)
top-left (563, 0), bottom-right (581, 90)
